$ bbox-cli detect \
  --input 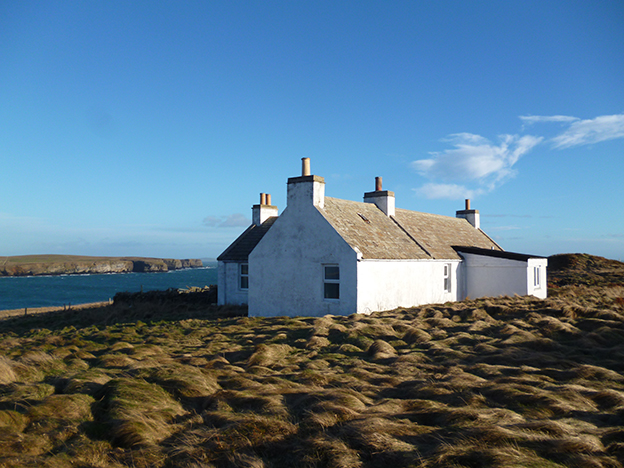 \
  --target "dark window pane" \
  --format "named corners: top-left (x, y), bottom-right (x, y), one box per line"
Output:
top-left (240, 276), bottom-right (249, 289)
top-left (324, 282), bottom-right (339, 299)
top-left (241, 264), bottom-right (248, 275)
top-left (325, 266), bottom-right (339, 280)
